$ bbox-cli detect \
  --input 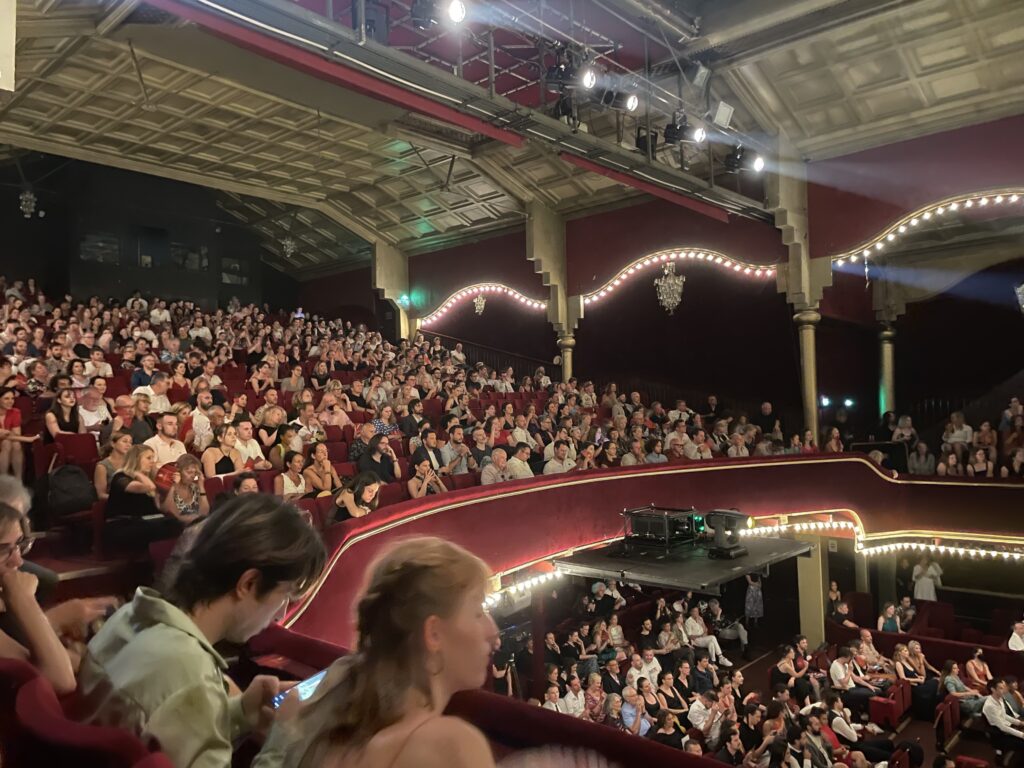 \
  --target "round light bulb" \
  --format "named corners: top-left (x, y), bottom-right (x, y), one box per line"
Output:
top-left (625, 94), bottom-right (639, 112)
top-left (447, 0), bottom-right (467, 23)
top-left (752, 155), bottom-right (765, 173)
top-left (581, 68), bottom-right (597, 89)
